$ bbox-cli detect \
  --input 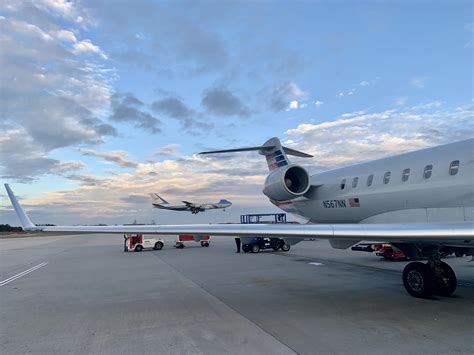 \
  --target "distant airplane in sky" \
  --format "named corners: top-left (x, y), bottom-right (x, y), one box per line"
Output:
top-left (5, 136), bottom-right (473, 298)
top-left (150, 193), bottom-right (232, 214)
